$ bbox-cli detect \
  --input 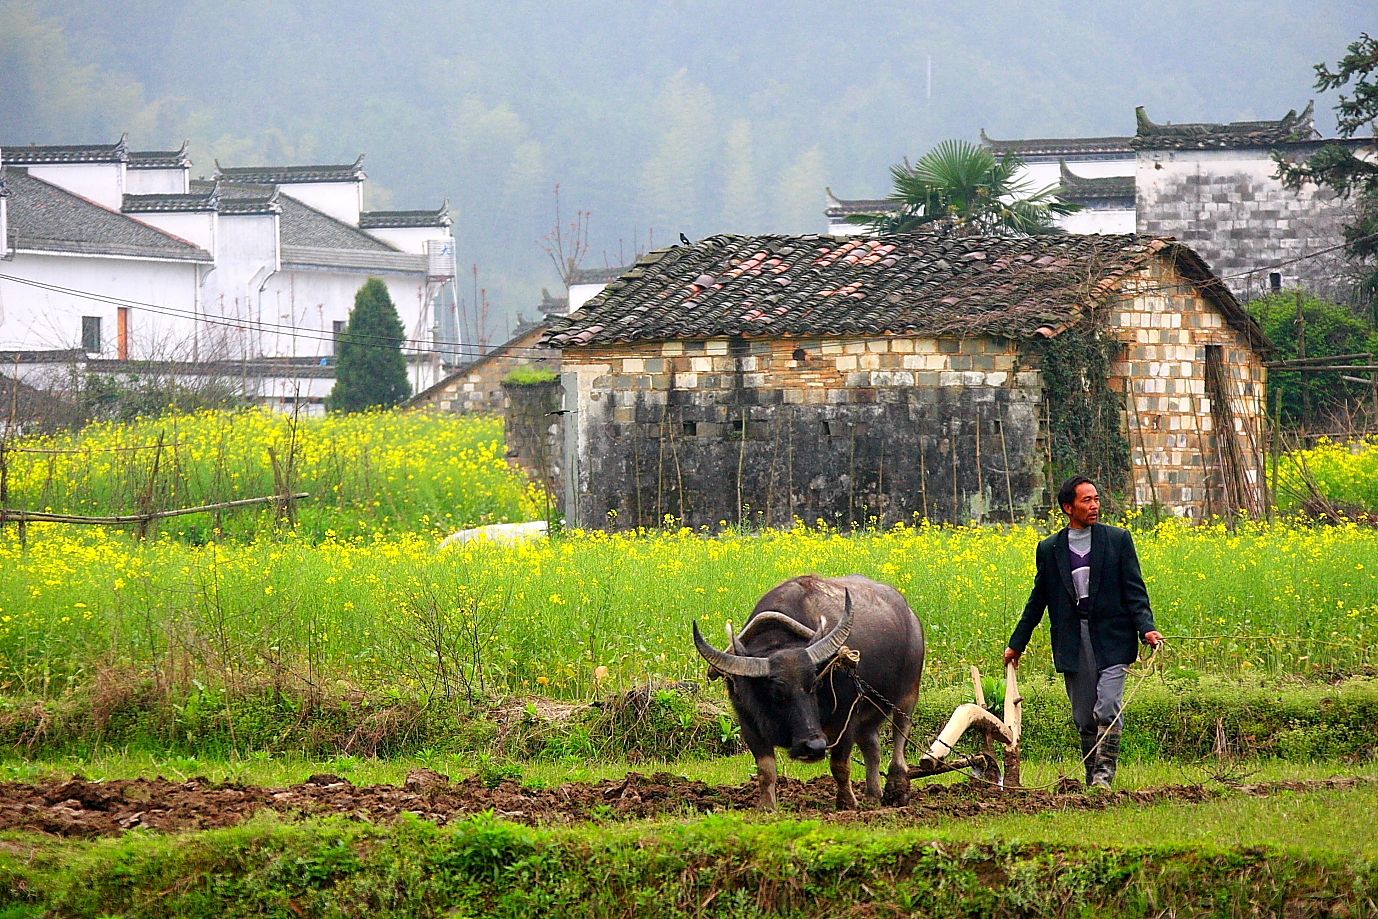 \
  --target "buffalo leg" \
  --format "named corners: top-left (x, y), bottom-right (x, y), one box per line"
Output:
top-left (857, 727), bottom-right (884, 799)
top-left (829, 741), bottom-right (859, 809)
top-left (754, 752), bottom-right (779, 809)
top-left (882, 697), bottom-right (918, 806)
